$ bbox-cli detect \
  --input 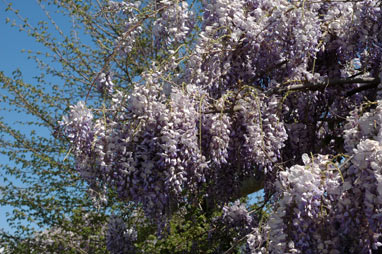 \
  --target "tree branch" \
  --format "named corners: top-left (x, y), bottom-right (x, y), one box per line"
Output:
top-left (269, 77), bottom-right (380, 95)
top-left (237, 174), bottom-right (264, 198)
top-left (346, 82), bottom-right (380, 97)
